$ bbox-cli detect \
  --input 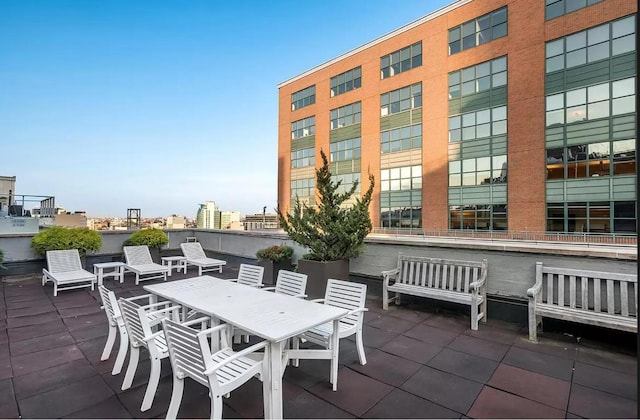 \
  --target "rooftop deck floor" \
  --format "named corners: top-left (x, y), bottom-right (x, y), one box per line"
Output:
top-left (0, 255), bottom-right (637, 419)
